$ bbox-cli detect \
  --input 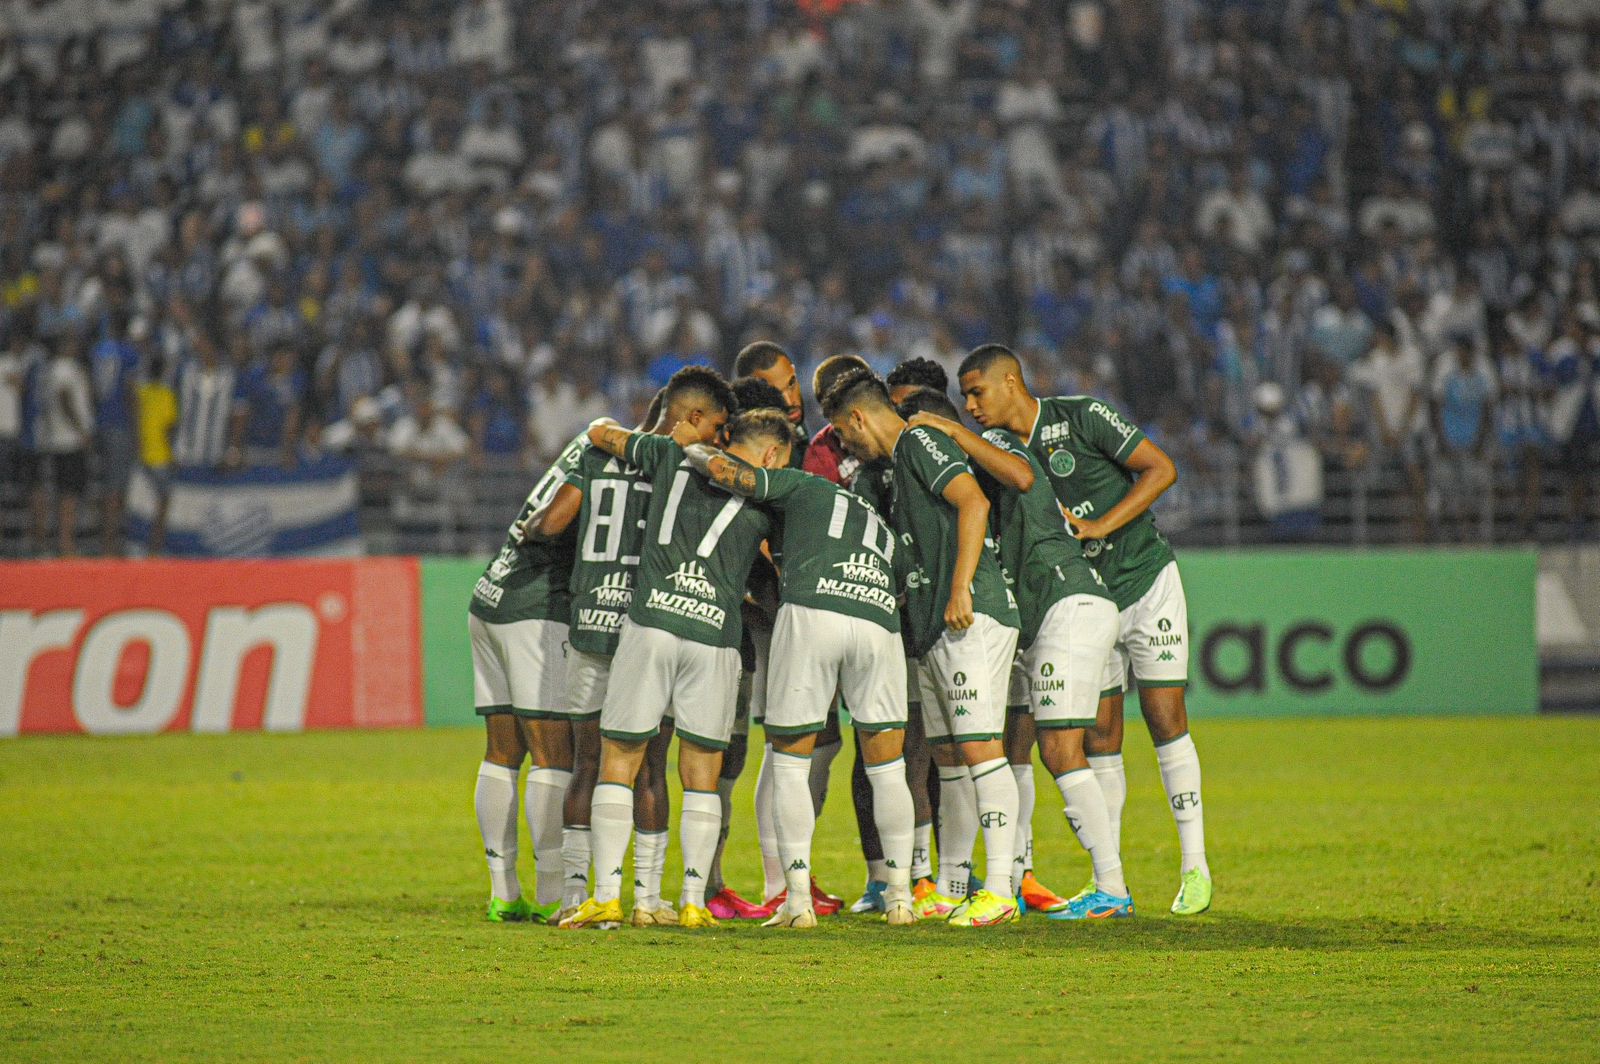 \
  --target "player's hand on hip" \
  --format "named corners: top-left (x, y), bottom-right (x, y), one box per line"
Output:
top-left (1070, 516), bottom-right (1110, 541)
top-left (945, 584), bottom-right (975, 631)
